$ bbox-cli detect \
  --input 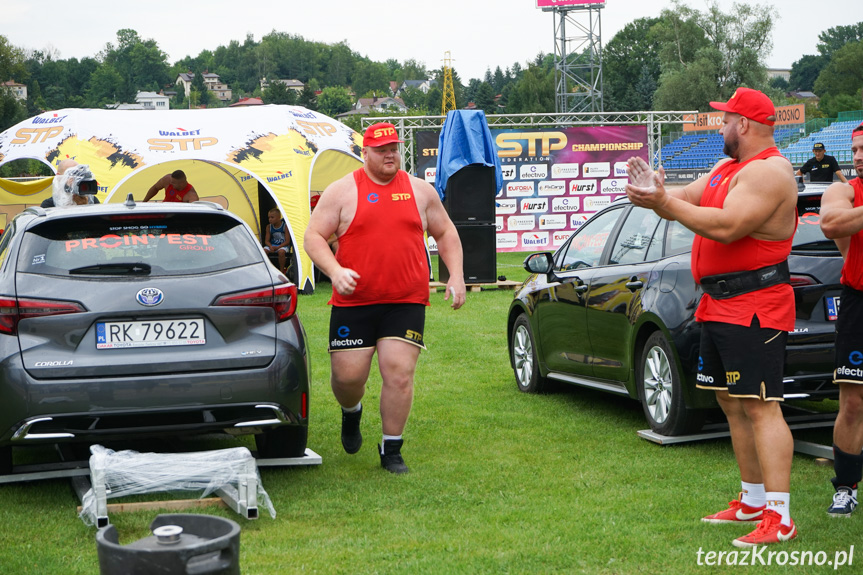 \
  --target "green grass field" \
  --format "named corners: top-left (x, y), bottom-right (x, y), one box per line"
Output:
top-left (0, 252), bottom-right (855, 574)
